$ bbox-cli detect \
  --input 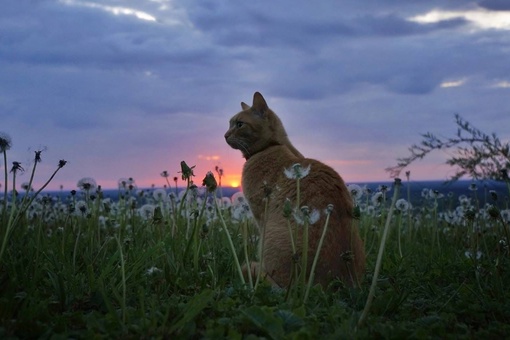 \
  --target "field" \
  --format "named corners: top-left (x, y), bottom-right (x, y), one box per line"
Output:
top-left (1, 165), bottom-right (510, 339)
